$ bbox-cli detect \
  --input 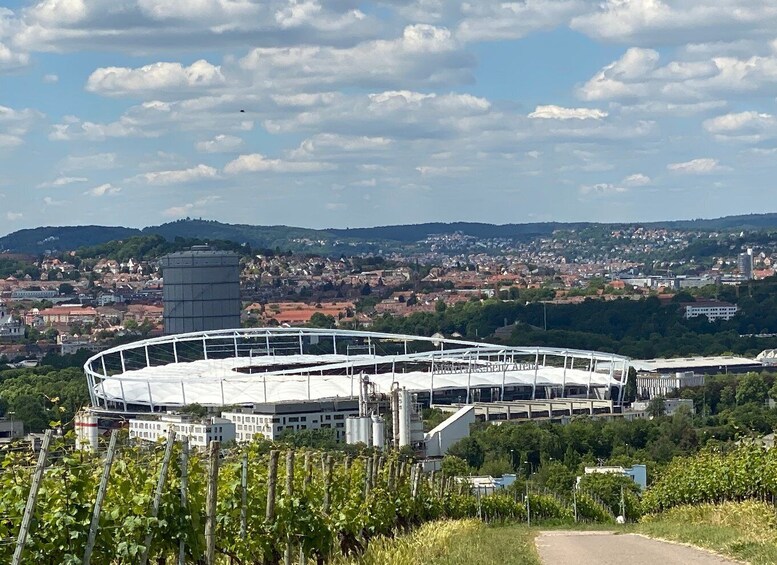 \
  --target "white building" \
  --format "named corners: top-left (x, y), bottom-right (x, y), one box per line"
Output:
top-left (10, 289), bottom-right (58, 300)
top-left (632, 398), bottom-right (695, 416)
top-left (636, 371), bottom-right (705, 399)
top-left (129, 413), bottom-right (235, 448)
top-left (222, 400), bottom-right (360, 443)
top-left (0, 300), bottom-right (24, 340)
top-left (682, 300), bottom-right (738, 322)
